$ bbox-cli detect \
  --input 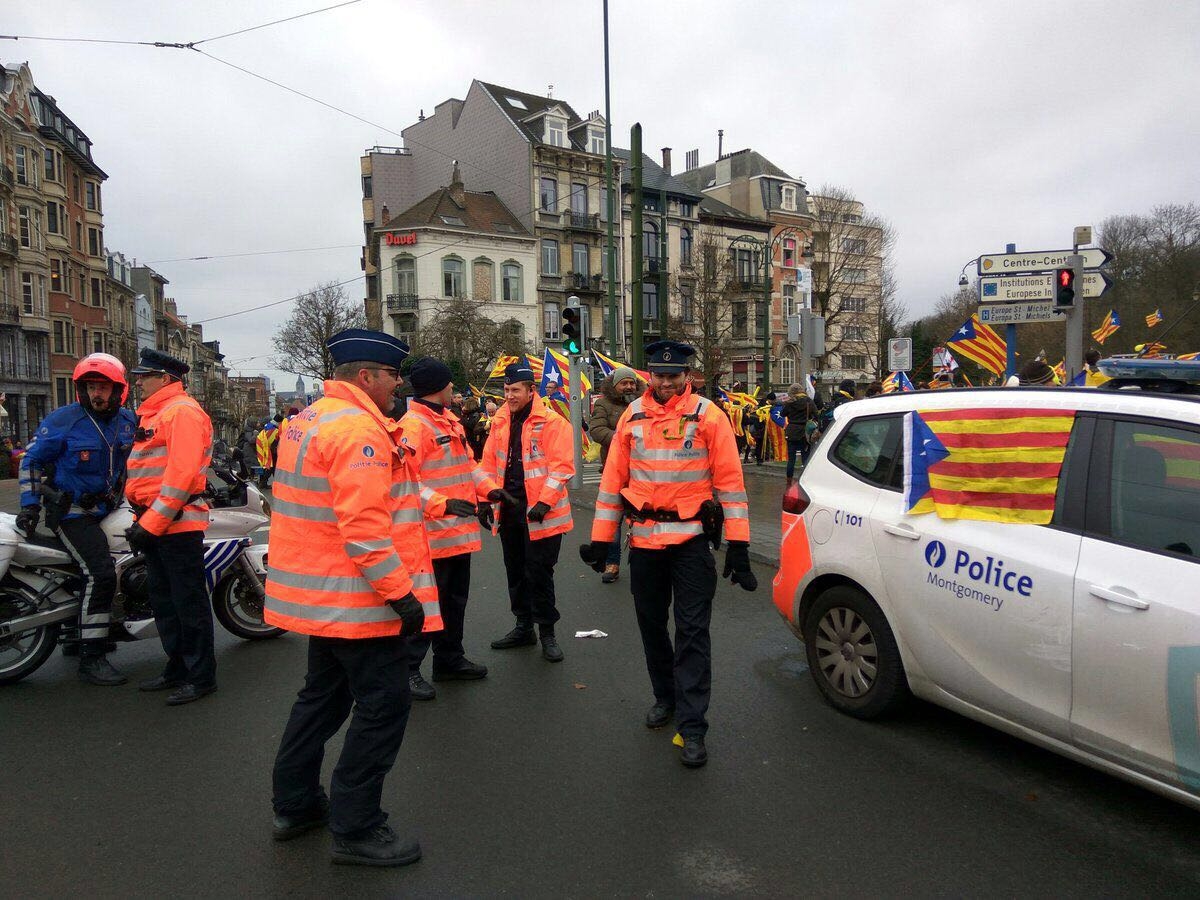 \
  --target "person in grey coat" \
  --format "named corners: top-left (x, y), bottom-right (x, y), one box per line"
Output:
top-left (587, 365), bottom-right (641, 583)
